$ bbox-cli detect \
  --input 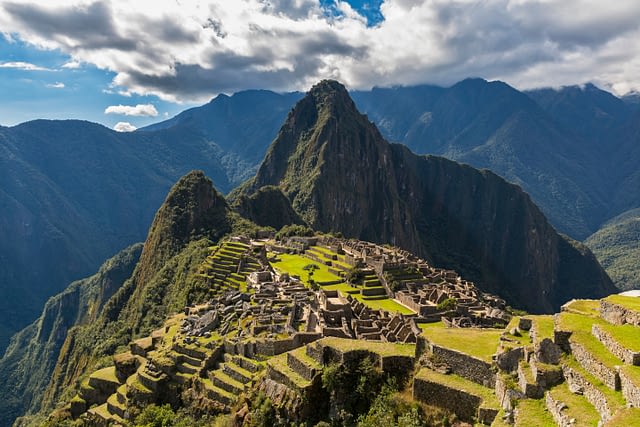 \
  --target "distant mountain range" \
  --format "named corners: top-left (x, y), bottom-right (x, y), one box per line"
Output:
top-left (1, 77), bottom-right (638, 355)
